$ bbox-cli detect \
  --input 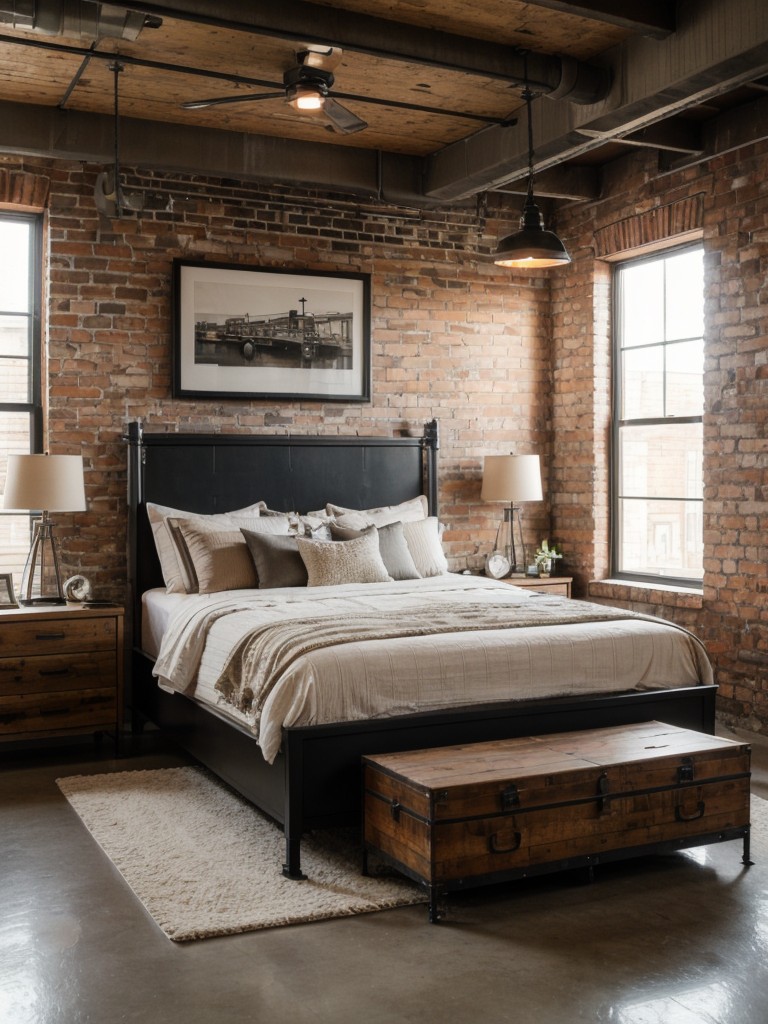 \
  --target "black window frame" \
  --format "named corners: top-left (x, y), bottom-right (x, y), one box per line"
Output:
top-left (0, 207), bottom-right (44, 591)
top-left (610, 242), bottom-right (704, 589)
